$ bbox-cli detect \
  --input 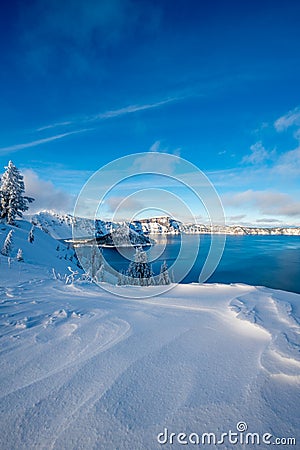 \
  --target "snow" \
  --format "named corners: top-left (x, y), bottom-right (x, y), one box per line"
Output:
top-left (0, 219), bottom-right (299, 449)
top-left (29, 211), bottom-right (300, 238)
top-left (0, 220), bottom-right (80, 277)
top-left (29, 211), bottom-right (151, 246)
